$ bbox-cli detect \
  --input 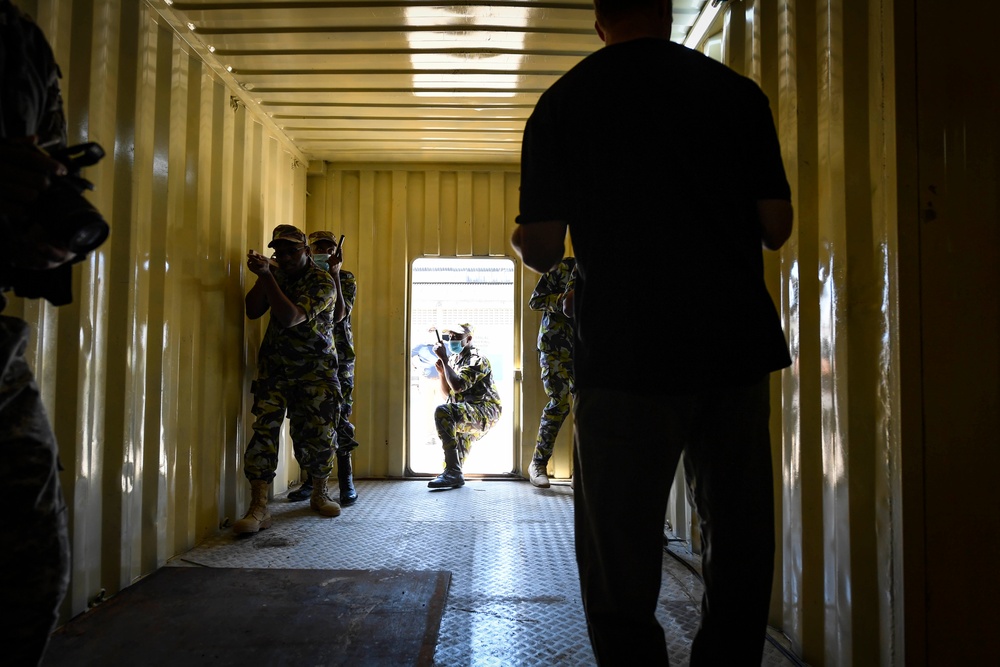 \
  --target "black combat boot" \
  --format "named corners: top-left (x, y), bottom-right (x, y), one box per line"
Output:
top-left (287, 475), bottom-right (312, 502)
top-left (427, 447), bottom-right (464, 489)
top-left (337, 451), bottom-right (358, 506)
